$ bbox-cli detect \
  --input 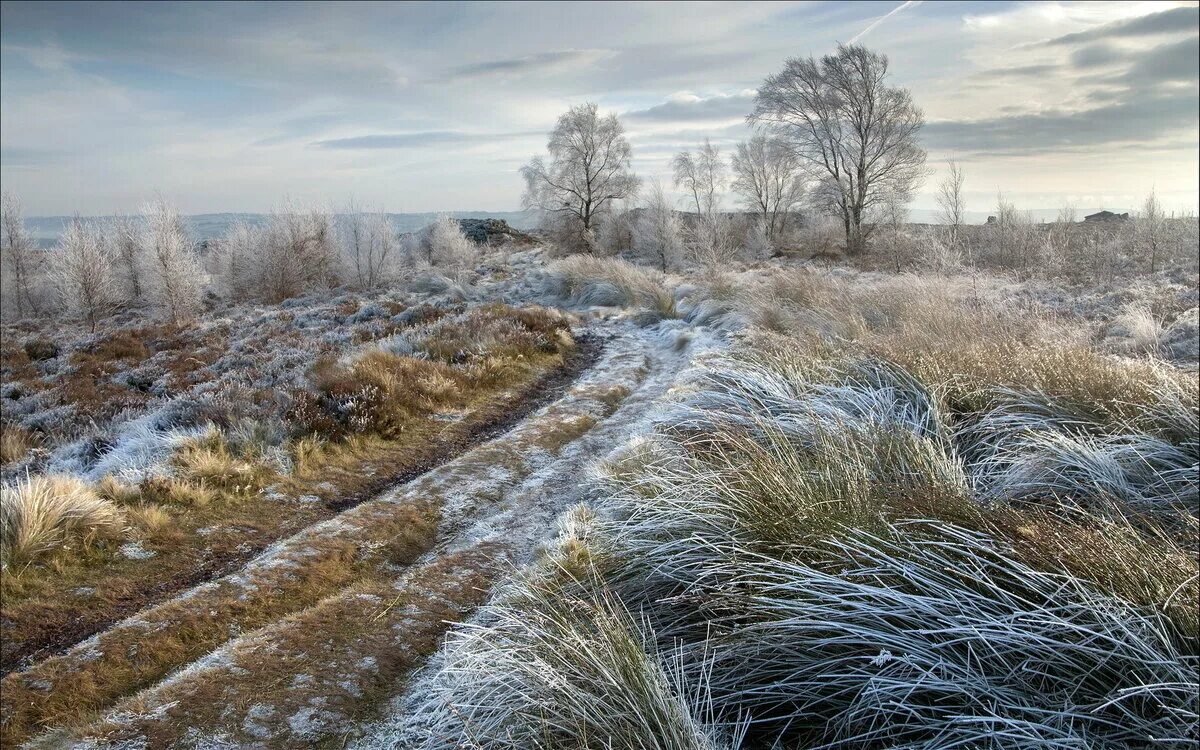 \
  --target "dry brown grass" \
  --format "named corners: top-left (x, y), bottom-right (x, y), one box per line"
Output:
top-left (0, 424), bottom-right (39, 466)
top-left (173, 429), bottom-right (273, 496)
top-left (125, 504), bottom-right (173, 535)
top-left (0, 493), bottom-right (444, 747)
top-left (0, 475), bottom-right (125, 567)
top-left (84, 543), bottom-right (503, 748)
